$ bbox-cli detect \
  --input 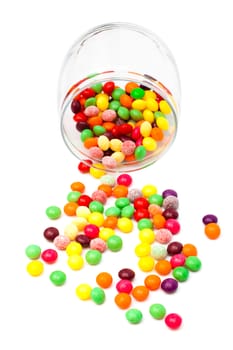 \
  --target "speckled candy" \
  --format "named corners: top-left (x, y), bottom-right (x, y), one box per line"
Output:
top-left (155, 228), bottom-right (173, 244)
